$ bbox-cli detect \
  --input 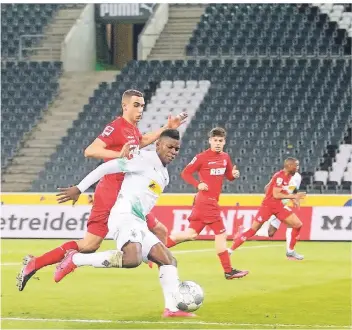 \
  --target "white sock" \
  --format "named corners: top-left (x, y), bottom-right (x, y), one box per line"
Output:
top-left (256, 221), bottom-right (269, 237)
top-left (159, 265), bottom-right (180, 312)
top-left (72, 250), bottom-right (122, 268)
top-left (286, 228), bottom-right (293, 253)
